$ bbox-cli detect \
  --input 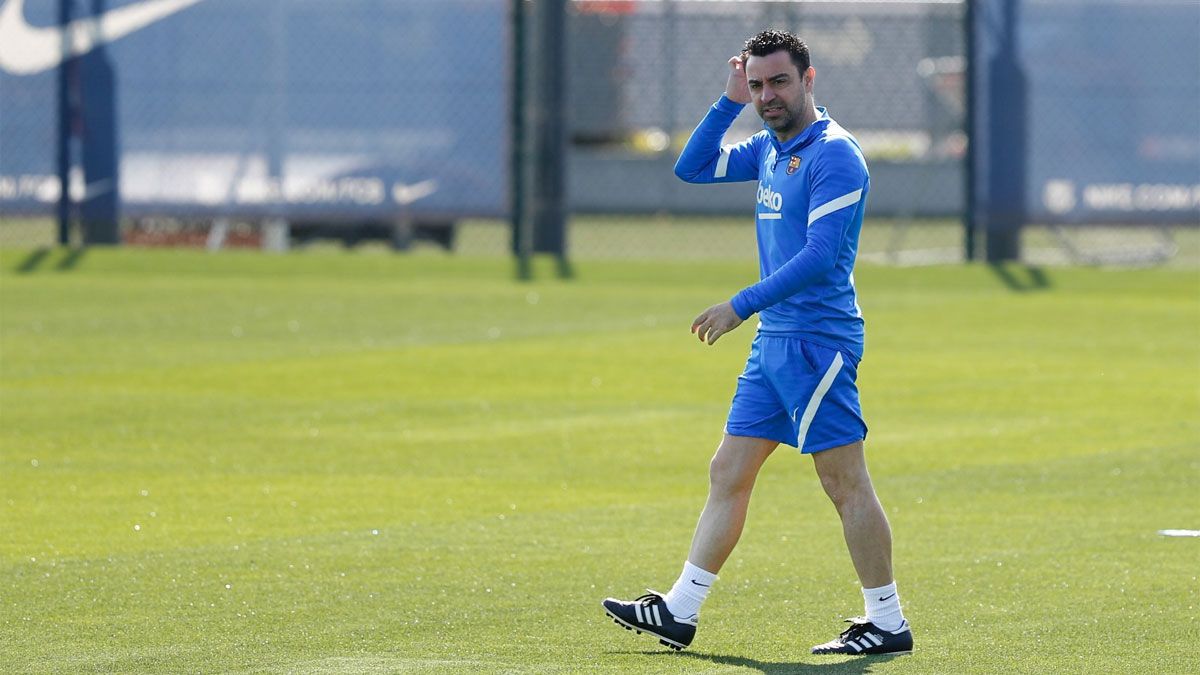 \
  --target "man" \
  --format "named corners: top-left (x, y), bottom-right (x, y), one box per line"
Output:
top-left (601, 30), bottom-right (912, 657)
